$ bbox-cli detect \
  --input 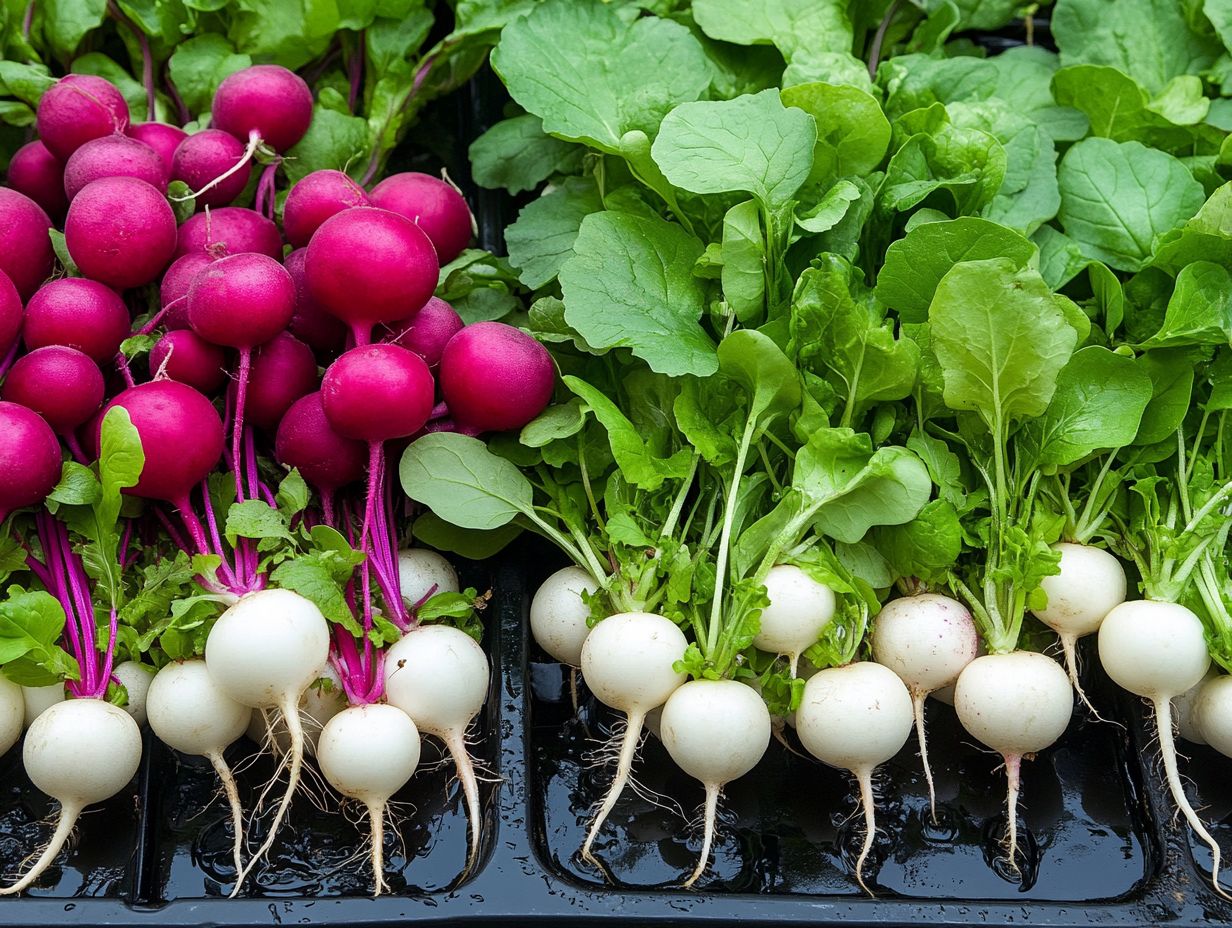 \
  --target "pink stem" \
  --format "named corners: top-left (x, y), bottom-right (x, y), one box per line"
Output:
top-left (138, 294), bottom-right (186, 336)
top-left (198, 481), bottom-right (241, 589)
top-left (116, 351), bottom-right (136, 387)
top-left (232, 348), bottom-right (251, 503)
top-left (25, 554), bottom-right (52, 589)
top-left (429, 401), bottom-right (449, 422)
top-left (0, 337), bottom-right (18, 380)
top-left (154, 506), bottom-right (191, 554)
top-left (321, 490), bottom-right (337, 528)
top-left (96, 608), bottom-right (119, 699)
top-left (64, 431), bottom-right (88, 465)
top-left (38, 514), bottom-right (83, 686)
